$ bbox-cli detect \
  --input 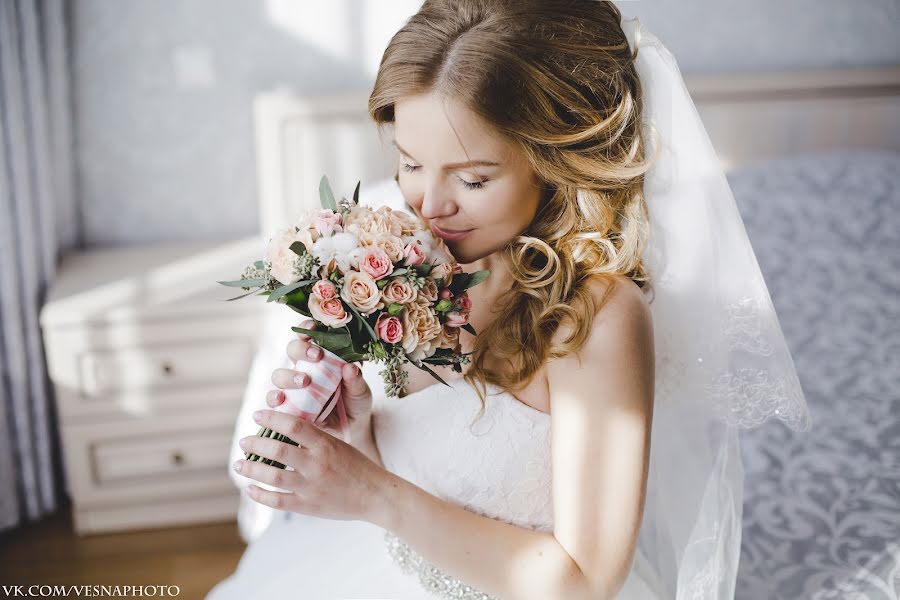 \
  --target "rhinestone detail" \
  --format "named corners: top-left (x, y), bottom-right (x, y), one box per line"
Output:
top-left (384, 530), bottom-right (498, 600)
